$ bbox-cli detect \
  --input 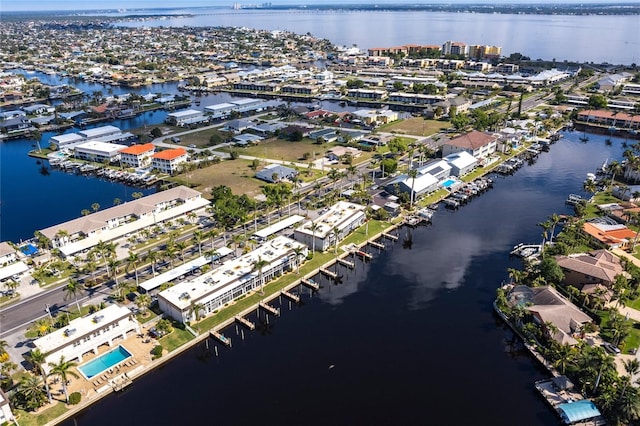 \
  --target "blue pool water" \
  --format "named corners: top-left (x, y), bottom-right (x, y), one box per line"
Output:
top-left (441, 179), bottom-right (456, 188)
top-left (78, 346), bottom-right (132, 379)
top-left (20, 244), bottom-right (39, 256)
